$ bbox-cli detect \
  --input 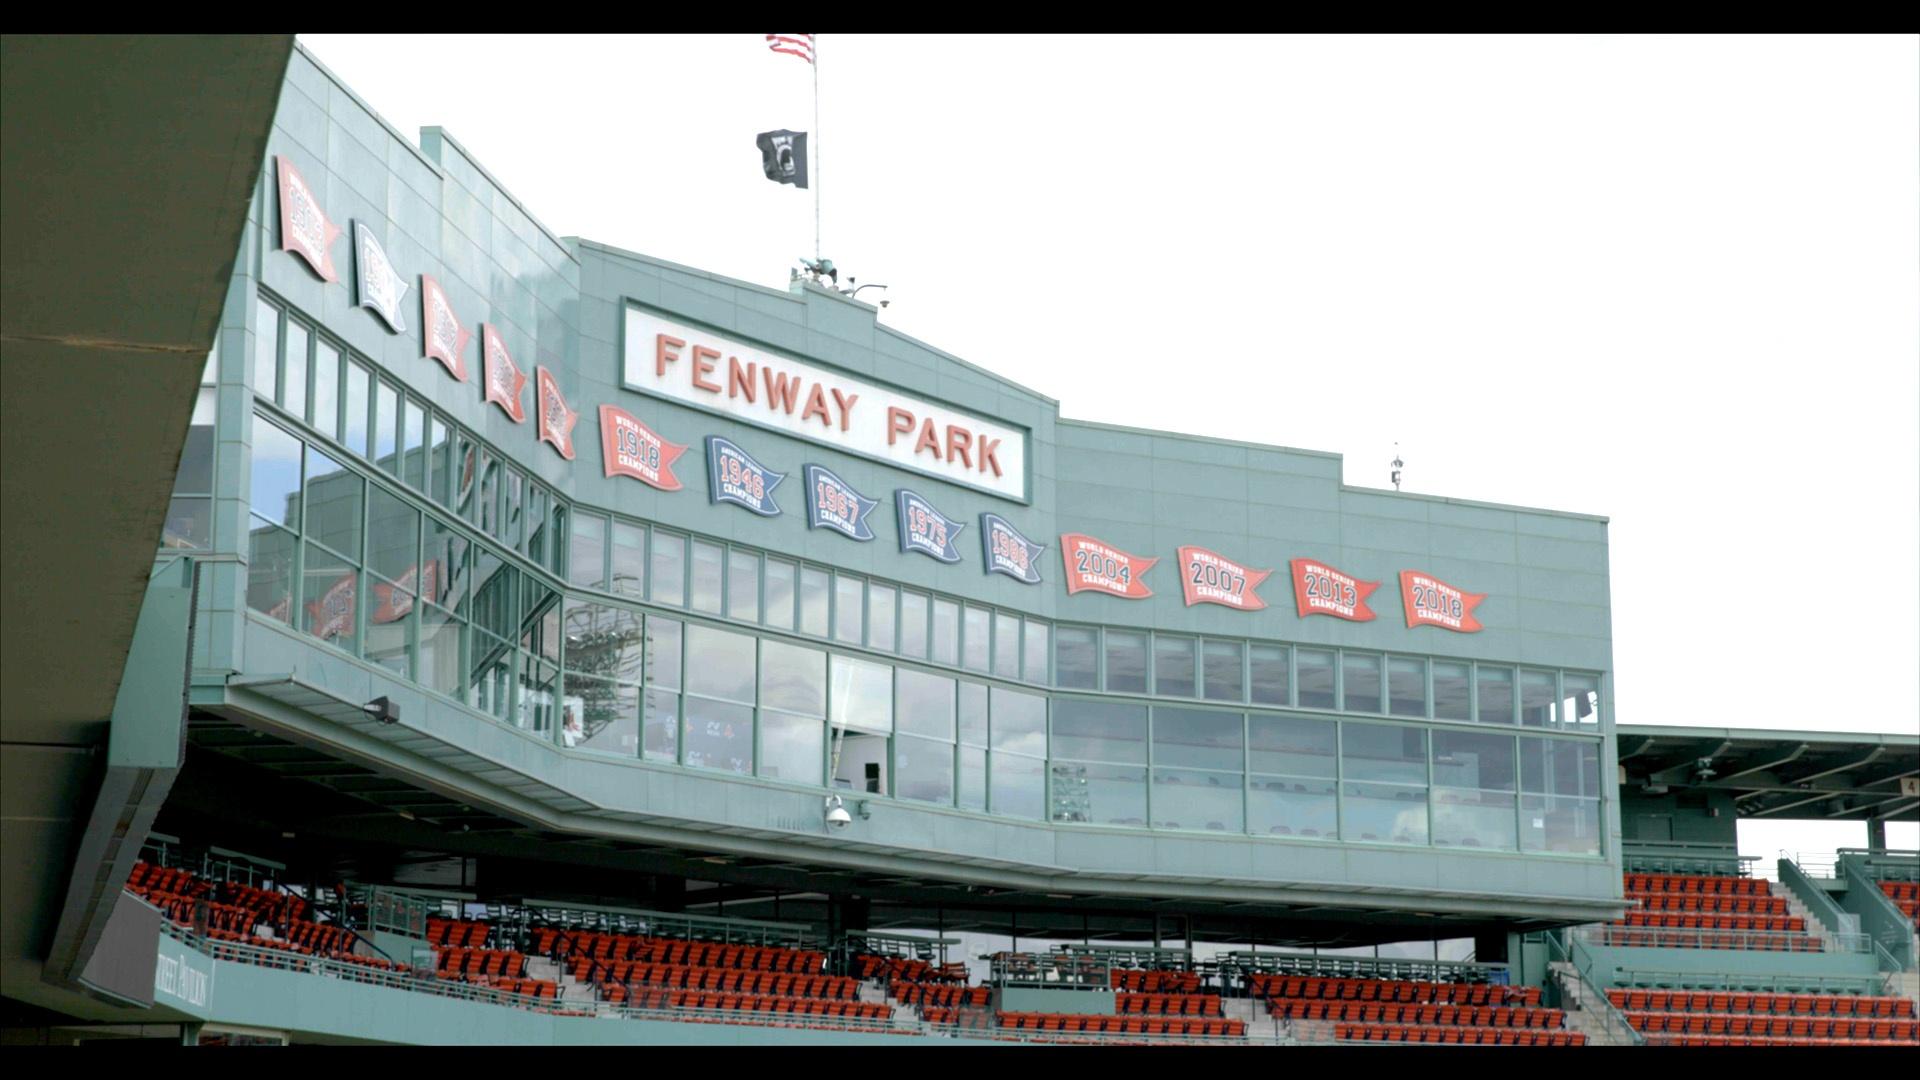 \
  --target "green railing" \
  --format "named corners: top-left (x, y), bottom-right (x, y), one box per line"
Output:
top-left (1573, 923), bottom-right (1871, 954)
top-left (1546, 931), bottom-right (1645, 1046)
top-left (1217, 949), bottom-right (1511, 988)
top-left (1621, 842), bottom-right (1758, 878)
top-left (989, 951), bottom-right (1111, 990)
top-left (1051, 943), bottom-right (1194, 971)
top-left (1839, 847), bottom-right (1920, 883)
top-left (343, 883), bottom-right (465, 940)
top-left (514, 899), bottom-right (816, 949)
top-left (1835, 855), bottom-right (1917, 971)
top-left (839, 930), bottom-right (959, 964)
top-left (1610, 967), bottom-right (1887, 996)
